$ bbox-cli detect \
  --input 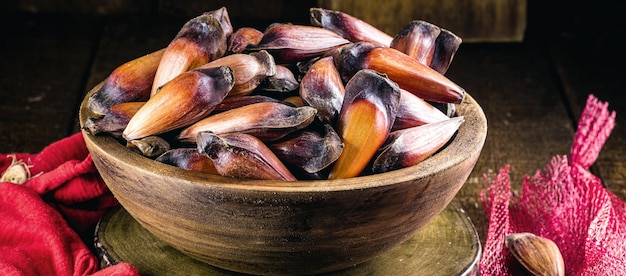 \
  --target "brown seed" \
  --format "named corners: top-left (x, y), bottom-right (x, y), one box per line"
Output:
top-left (335, 42), bottom-right (465, 104)
top-left (281, 96), bottom-right (305, 108)
top-left (228, 27), bottom-right (264, 54)
top-left (257, 65), bottom-right (299, 93)
top-left (197, 132), bottom-right (296, 181)
top-left (87, 49), bottom-right (164, 116)
top-left (83, 101), bottom-right (145, 138)
top-left (123, 66), bottom-right (234, 141)
top-left (269, 123), bottom-right (343, 174)
top-left (371, 116), bottom-right (463, 173)
top-left (328, 69), bottom-right (400, 179)
top-left (309, 7), bottom-right (393, 47)
top-left (251, 24), bottom-right (350, 64)
top-left (127, 136), bottom-right (171, 159)
top-left (178, 102), bottom-right (317, 143)
top-left (156, 148), bottom-right (219, 175)
top-left (430, 28), bottom-right (462, 75)
top-left (393, 89), bottom-right (450, 131)
top-left (198, 50), bottom-right (276, 97)
top-left (390, 20), bottom-right (441, 66)
top-left (151, 11), bottom-right (227, 97)
top-left (505, 233), bottom-right (565, 276)
top-left (295, 45), bottom-right (344, 75)
top-left (212, 95), bottom-right (283, 114)
top-left (299, 56), bottom-right (345, 124)
top-left (208, 7), bottom-right (233, 40)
